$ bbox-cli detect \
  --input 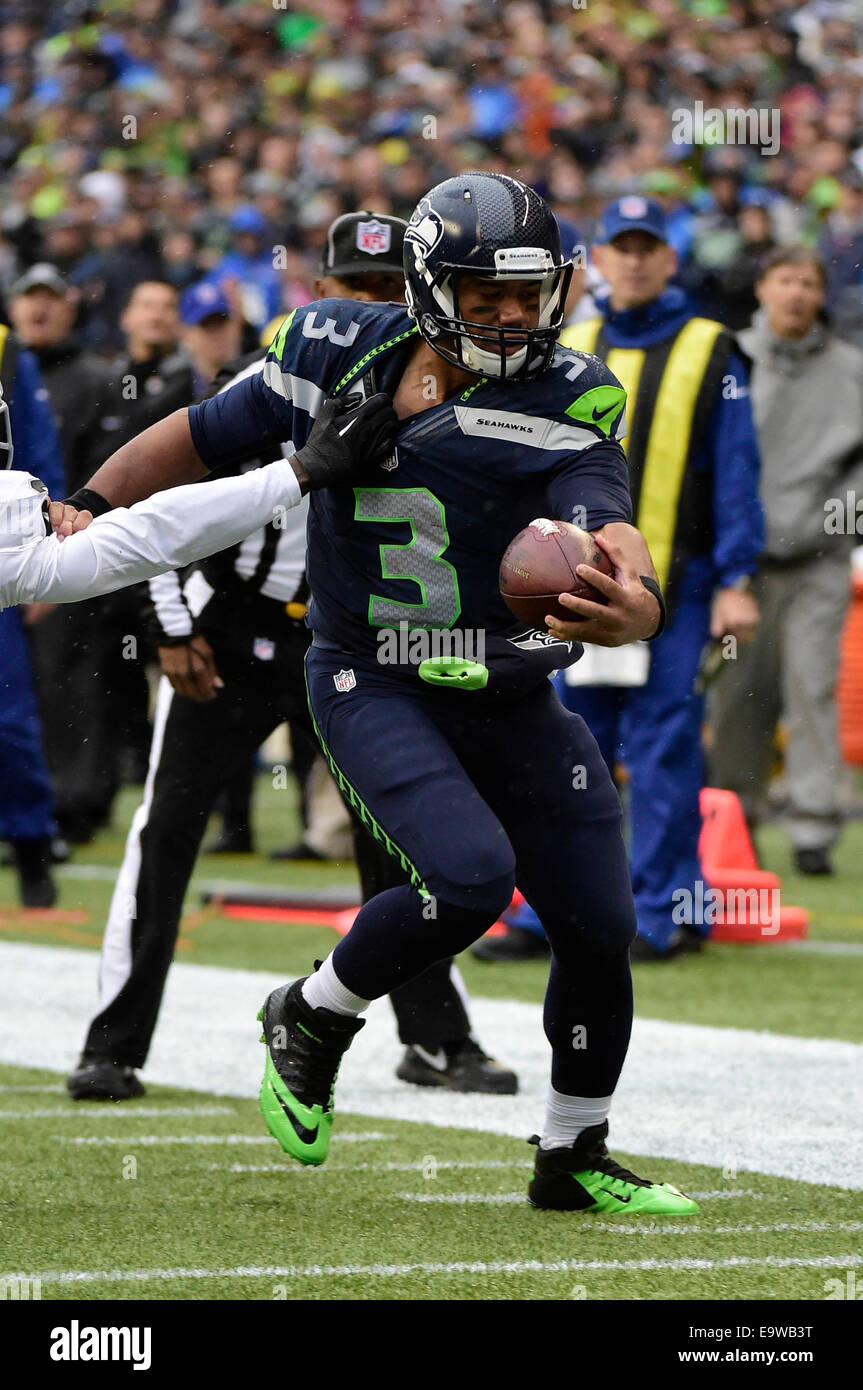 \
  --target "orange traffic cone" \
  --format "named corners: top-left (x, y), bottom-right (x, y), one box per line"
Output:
top-left (838, 567), bottom-right (863, 766)
top-left (699, 788), bottom-right (809, 942)
top-left (698, 787), bottom-right (760, 872)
